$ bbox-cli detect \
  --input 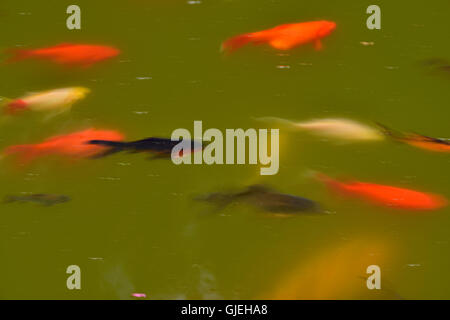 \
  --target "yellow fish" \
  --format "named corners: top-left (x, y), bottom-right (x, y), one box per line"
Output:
top-left (260, 238), bottom-right (398, 300)
top-left (295, 118), bottom-right (384, 141)
top-left (2, 87), bottom-right (90, 116)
